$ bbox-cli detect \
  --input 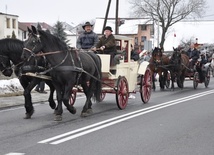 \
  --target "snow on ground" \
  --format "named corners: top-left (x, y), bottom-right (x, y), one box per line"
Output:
top-left (0, 78), bottom-right (23, 95)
